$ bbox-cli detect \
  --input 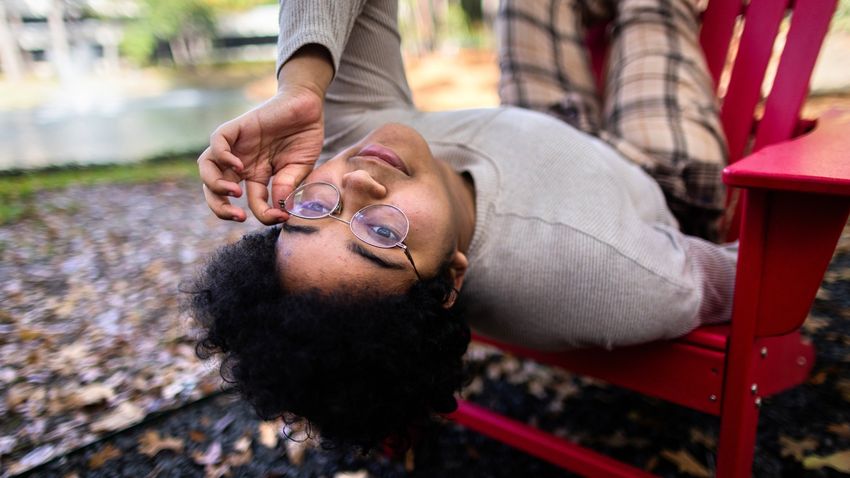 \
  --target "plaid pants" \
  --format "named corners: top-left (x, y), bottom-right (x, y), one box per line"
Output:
top-left (497, 0), bottom-right (728, 241)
